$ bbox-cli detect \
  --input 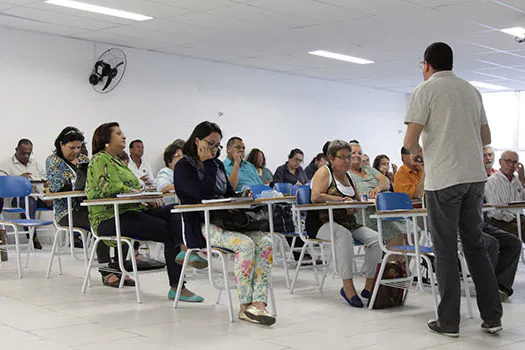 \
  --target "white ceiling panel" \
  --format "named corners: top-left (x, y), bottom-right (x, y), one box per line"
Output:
top-left (434, 0), bottom-right (524, 27)
top-left (0, 12), bottom-right (79, 35)
top-left (81, 0), bottom-right (188, 18)
top-left (2, 0), bottom-right (40, 5)
top-left (27, 2), bottom-right (134, 24)
top-left (248, 0), bottom-right (374, 22)
top-left (314, 0), bottom-right (426, 14)
top-left (0, 2), bottom-right (15, 10)
top-left (3, 6), bottom-right (116, 30)
top-left (1, 0), bottom-right (525, 92)
top-left (150, 0), bottom-right (234, 11)
top-left (490, 0), bottom-right (525, 13)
